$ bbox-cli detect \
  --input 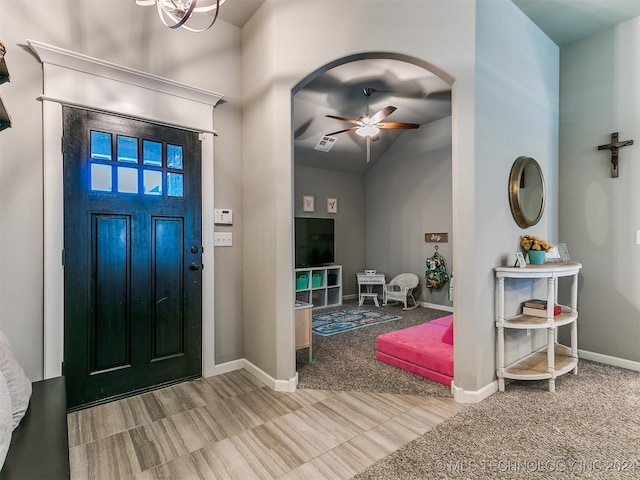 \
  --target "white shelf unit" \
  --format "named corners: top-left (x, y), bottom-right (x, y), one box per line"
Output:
top-left (494, 262), bottom-right (582, 392)
top-left (295, 265), bottom-right (342, 309)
